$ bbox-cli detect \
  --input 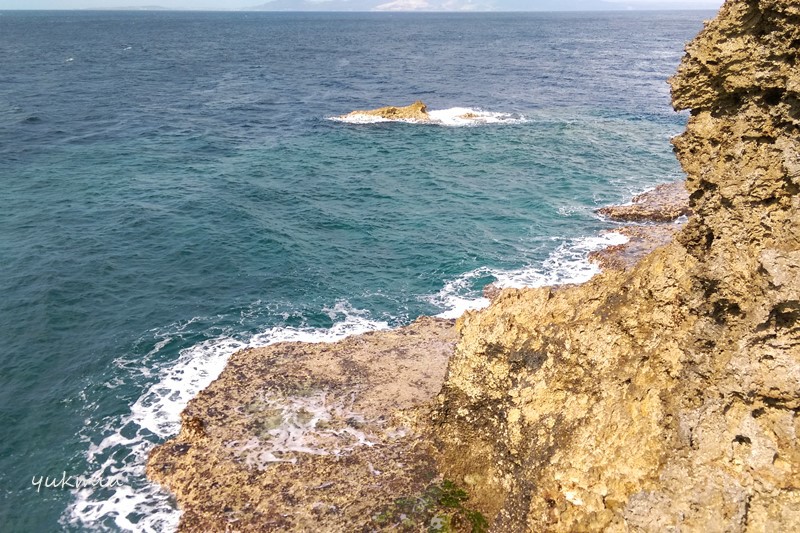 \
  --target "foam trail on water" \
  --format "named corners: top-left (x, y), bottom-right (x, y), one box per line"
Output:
top-left (429, 270), bottom-right (492, 319)
top-left (65, 301), bottom-right (389, 532)
top-left (428, 232), bottom-right (629, 318)
top-left (495, 232), bottom-right (629, 288)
